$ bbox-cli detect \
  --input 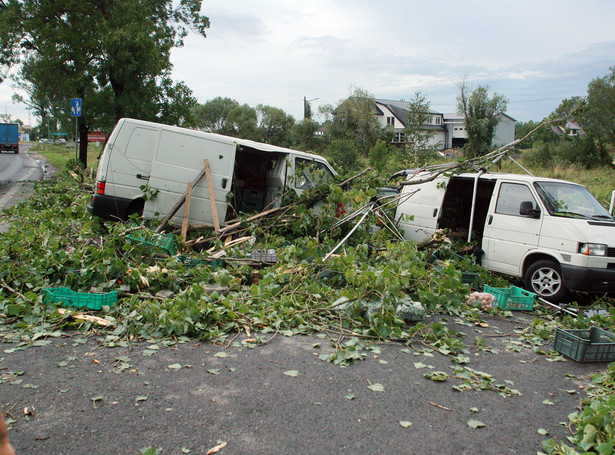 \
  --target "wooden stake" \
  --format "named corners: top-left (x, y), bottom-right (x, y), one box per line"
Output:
top-left (204, 159), bottom-right (221, 233)
top-left (181, 182), bottom-right (193, 241)
top-left (155, 165), bottom-right (209, 233)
